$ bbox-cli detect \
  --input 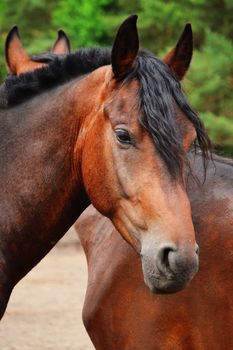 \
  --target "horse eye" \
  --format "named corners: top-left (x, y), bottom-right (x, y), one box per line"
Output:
top-left (115, 129), bottom-right (132, 145)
